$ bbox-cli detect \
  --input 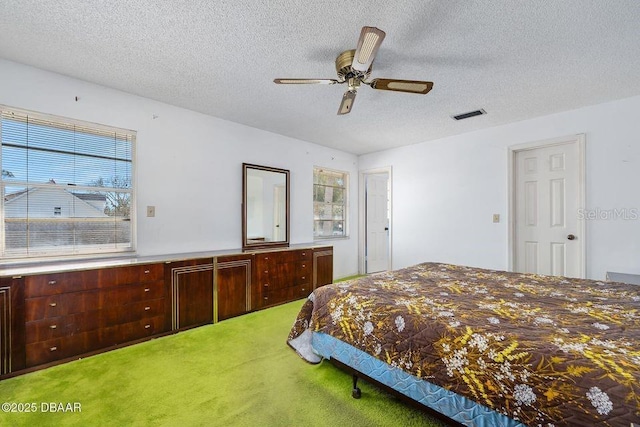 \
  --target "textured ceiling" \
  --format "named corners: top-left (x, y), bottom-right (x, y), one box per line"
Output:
top-left (1, 1), bottom-right (639, 155)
